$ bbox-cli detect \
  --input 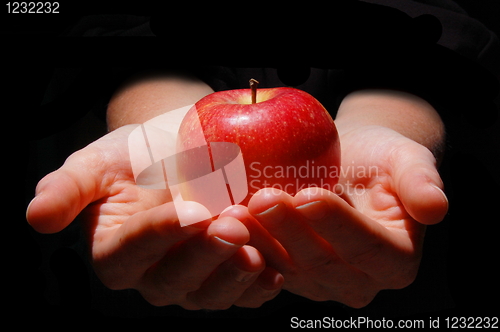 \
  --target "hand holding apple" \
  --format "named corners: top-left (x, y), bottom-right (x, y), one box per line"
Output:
top-left (27, 124), bottom-right (285, 310)
top-left (220, 124), bottom-right (447, 308)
